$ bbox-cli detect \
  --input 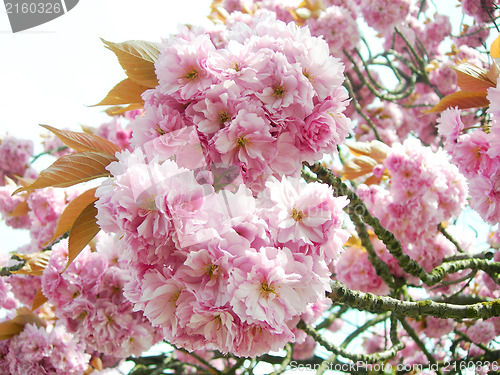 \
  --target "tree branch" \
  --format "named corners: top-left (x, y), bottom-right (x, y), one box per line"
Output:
top-left (329, 281), bottom-right (500, 320)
